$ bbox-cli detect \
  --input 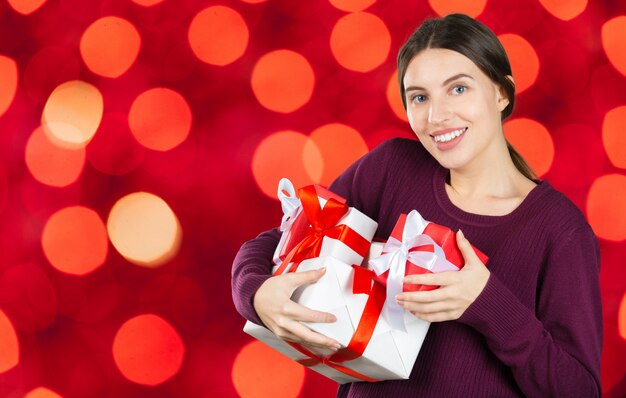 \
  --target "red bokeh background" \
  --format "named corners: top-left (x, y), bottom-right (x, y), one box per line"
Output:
top-left (1, 0), bottom-right (626, 396)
